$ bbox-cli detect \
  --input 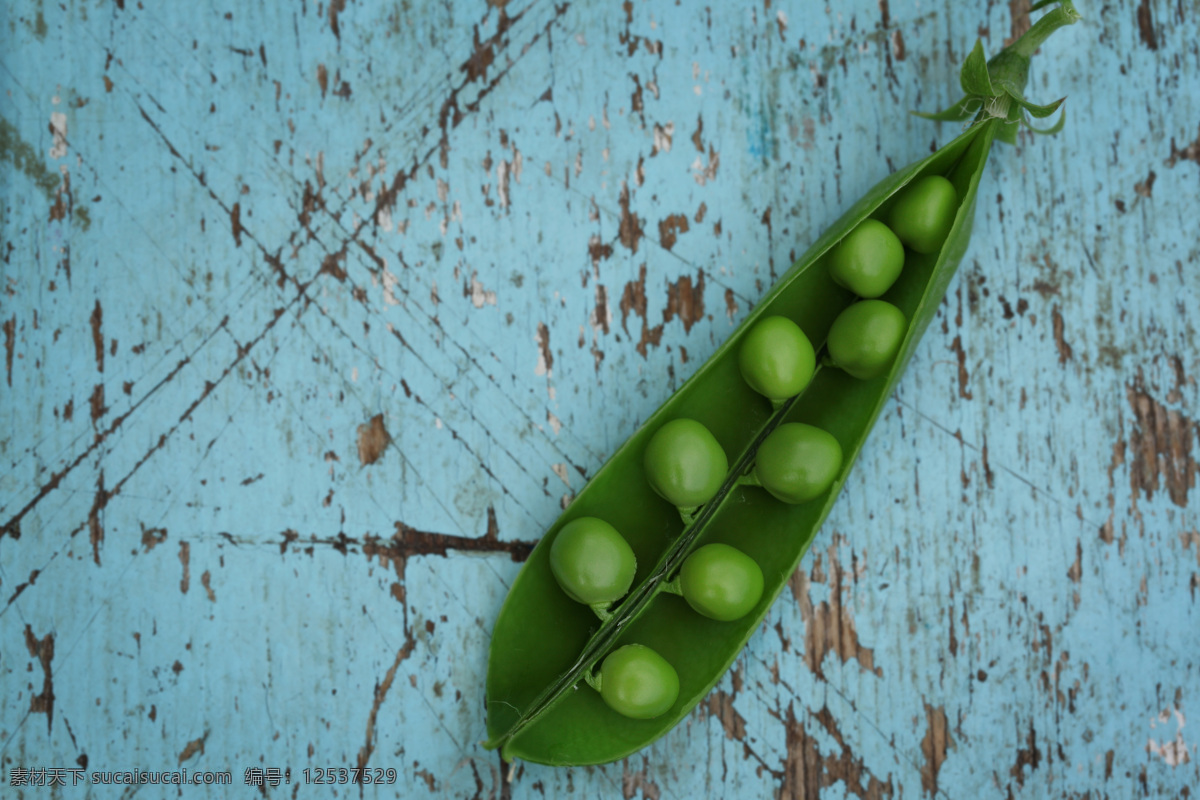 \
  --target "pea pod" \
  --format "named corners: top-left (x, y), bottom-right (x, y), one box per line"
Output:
top-left (485, 2), bottom-right (1079, 767)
